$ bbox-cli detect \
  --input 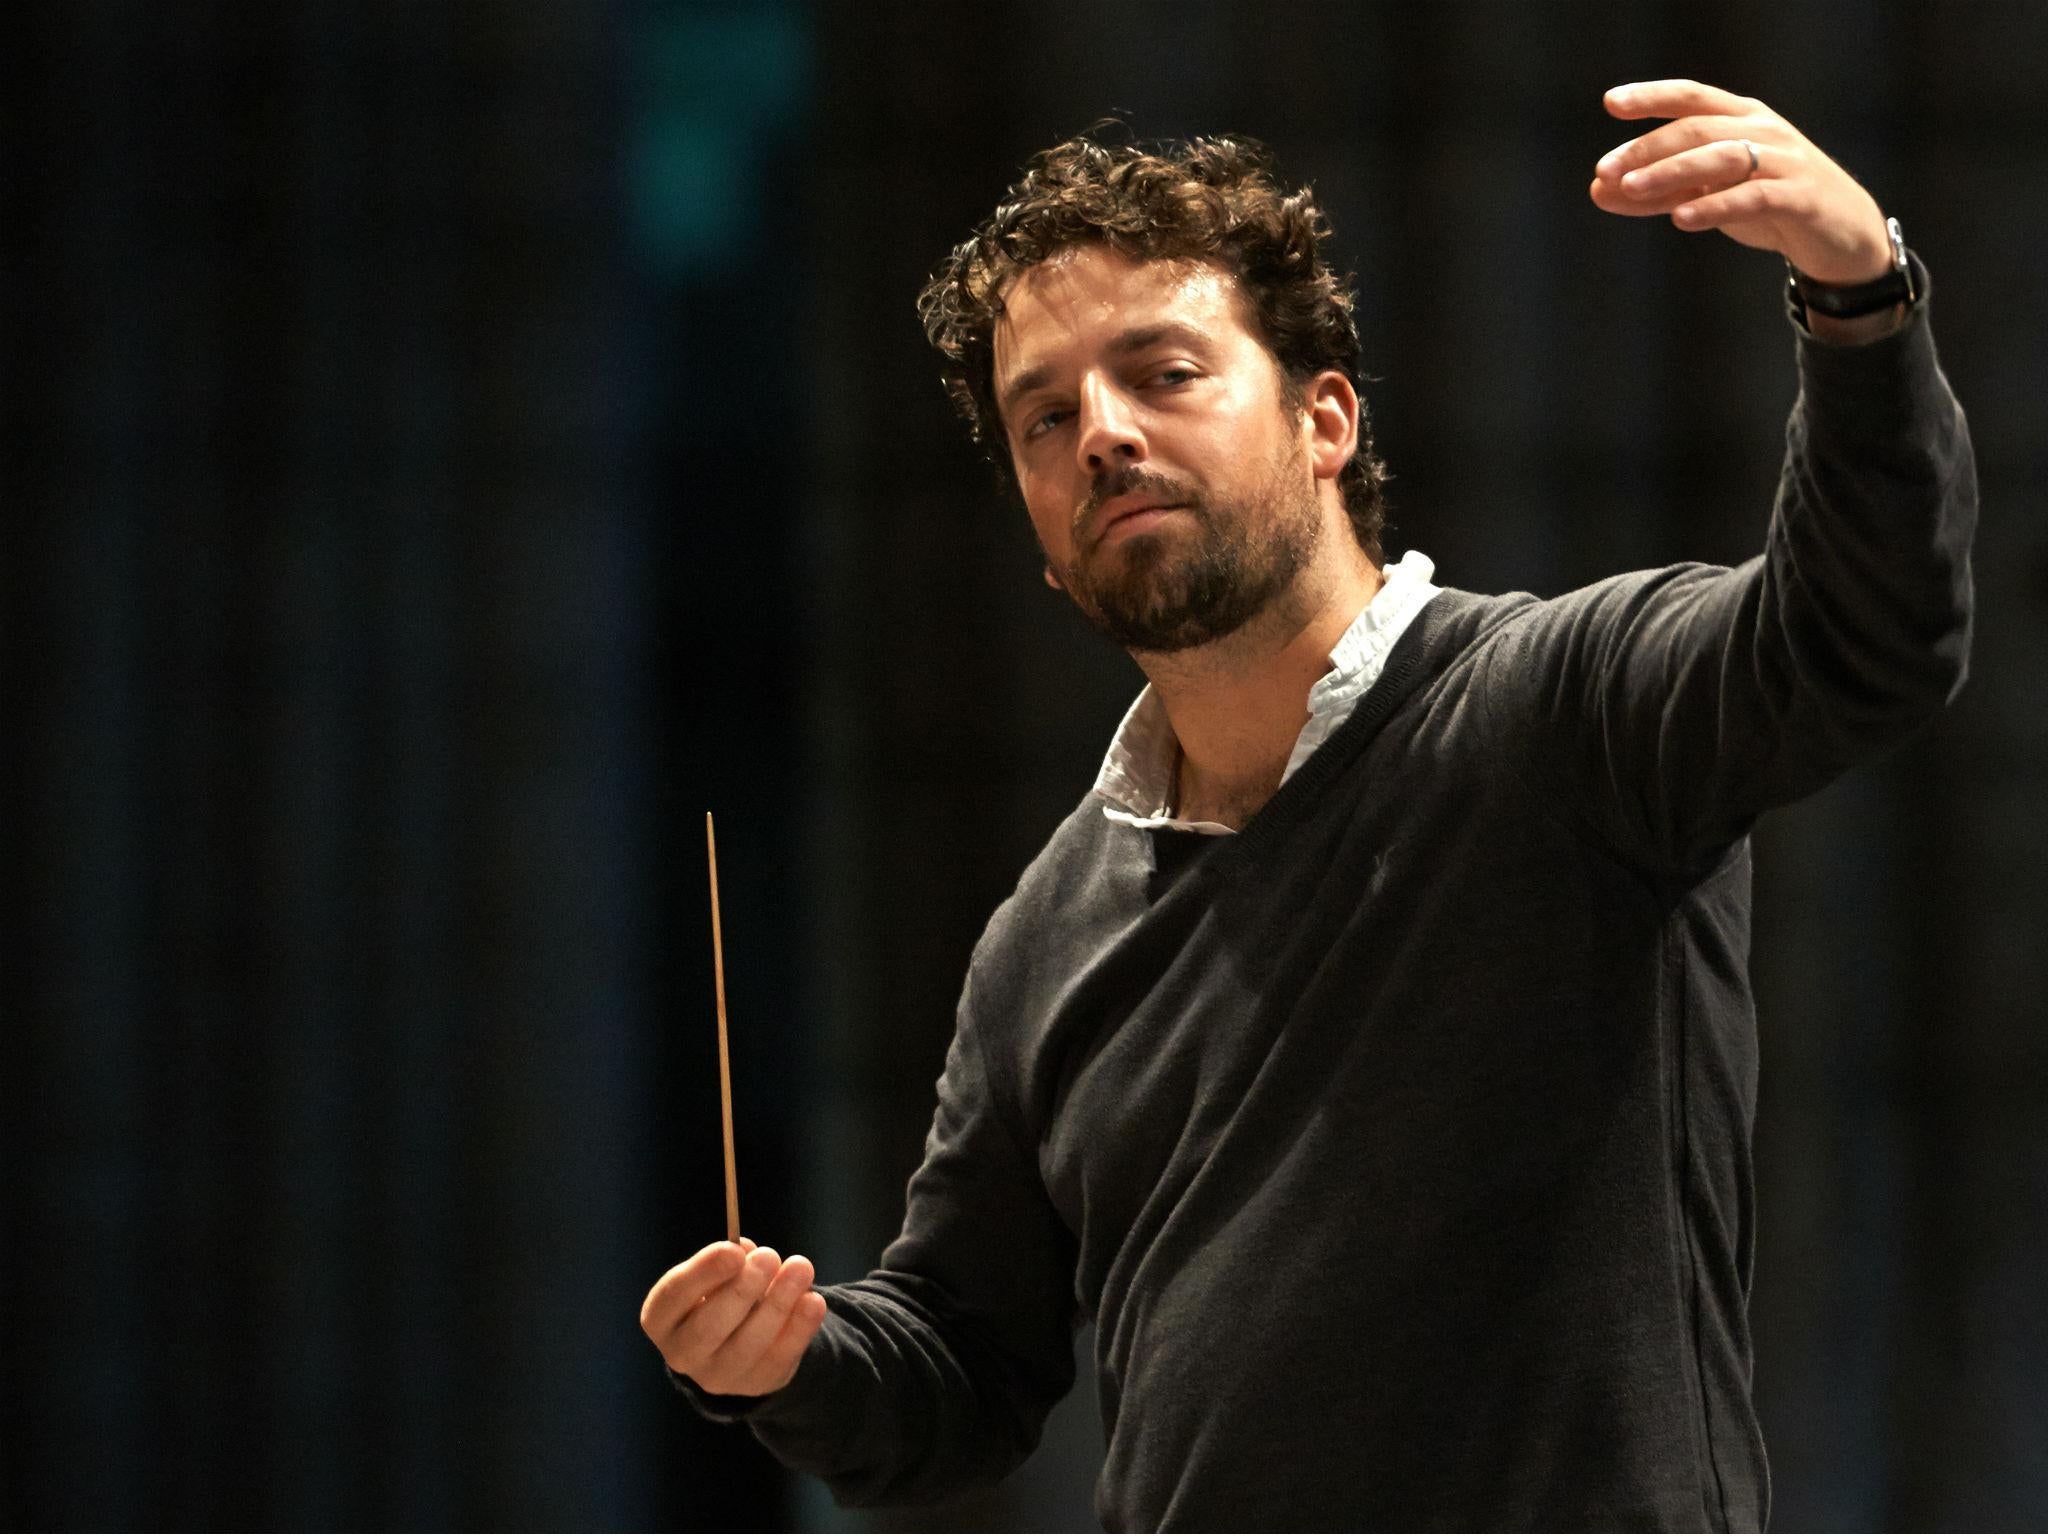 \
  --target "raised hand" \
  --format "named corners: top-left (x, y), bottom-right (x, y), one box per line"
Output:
top-left (1588, 79), bottom-right (1895, 286)
top-left (641, 1239), bottom-right (829, 1397)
